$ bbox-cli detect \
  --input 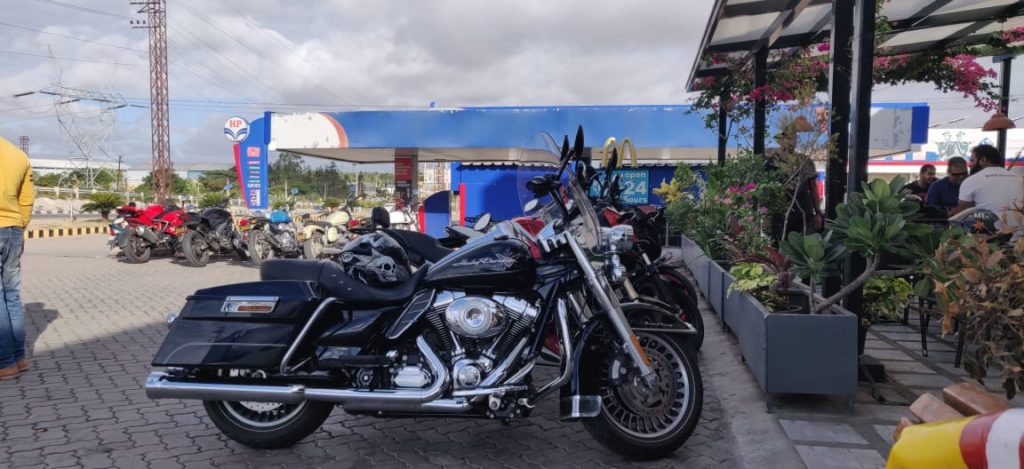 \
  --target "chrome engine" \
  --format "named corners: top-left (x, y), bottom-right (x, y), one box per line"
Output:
top-left (422, 291), bottom-right (538, 390)
top-left (271, 222), bottom-right (298, 251)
